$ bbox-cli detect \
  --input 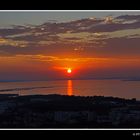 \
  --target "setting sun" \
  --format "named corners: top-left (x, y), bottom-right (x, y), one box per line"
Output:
top-left (67, 68), bottom-right (72, 74)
